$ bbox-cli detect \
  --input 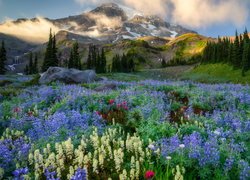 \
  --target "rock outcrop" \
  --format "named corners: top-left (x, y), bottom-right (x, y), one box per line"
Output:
top-left (39, 67), bottom-right (97, 84)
